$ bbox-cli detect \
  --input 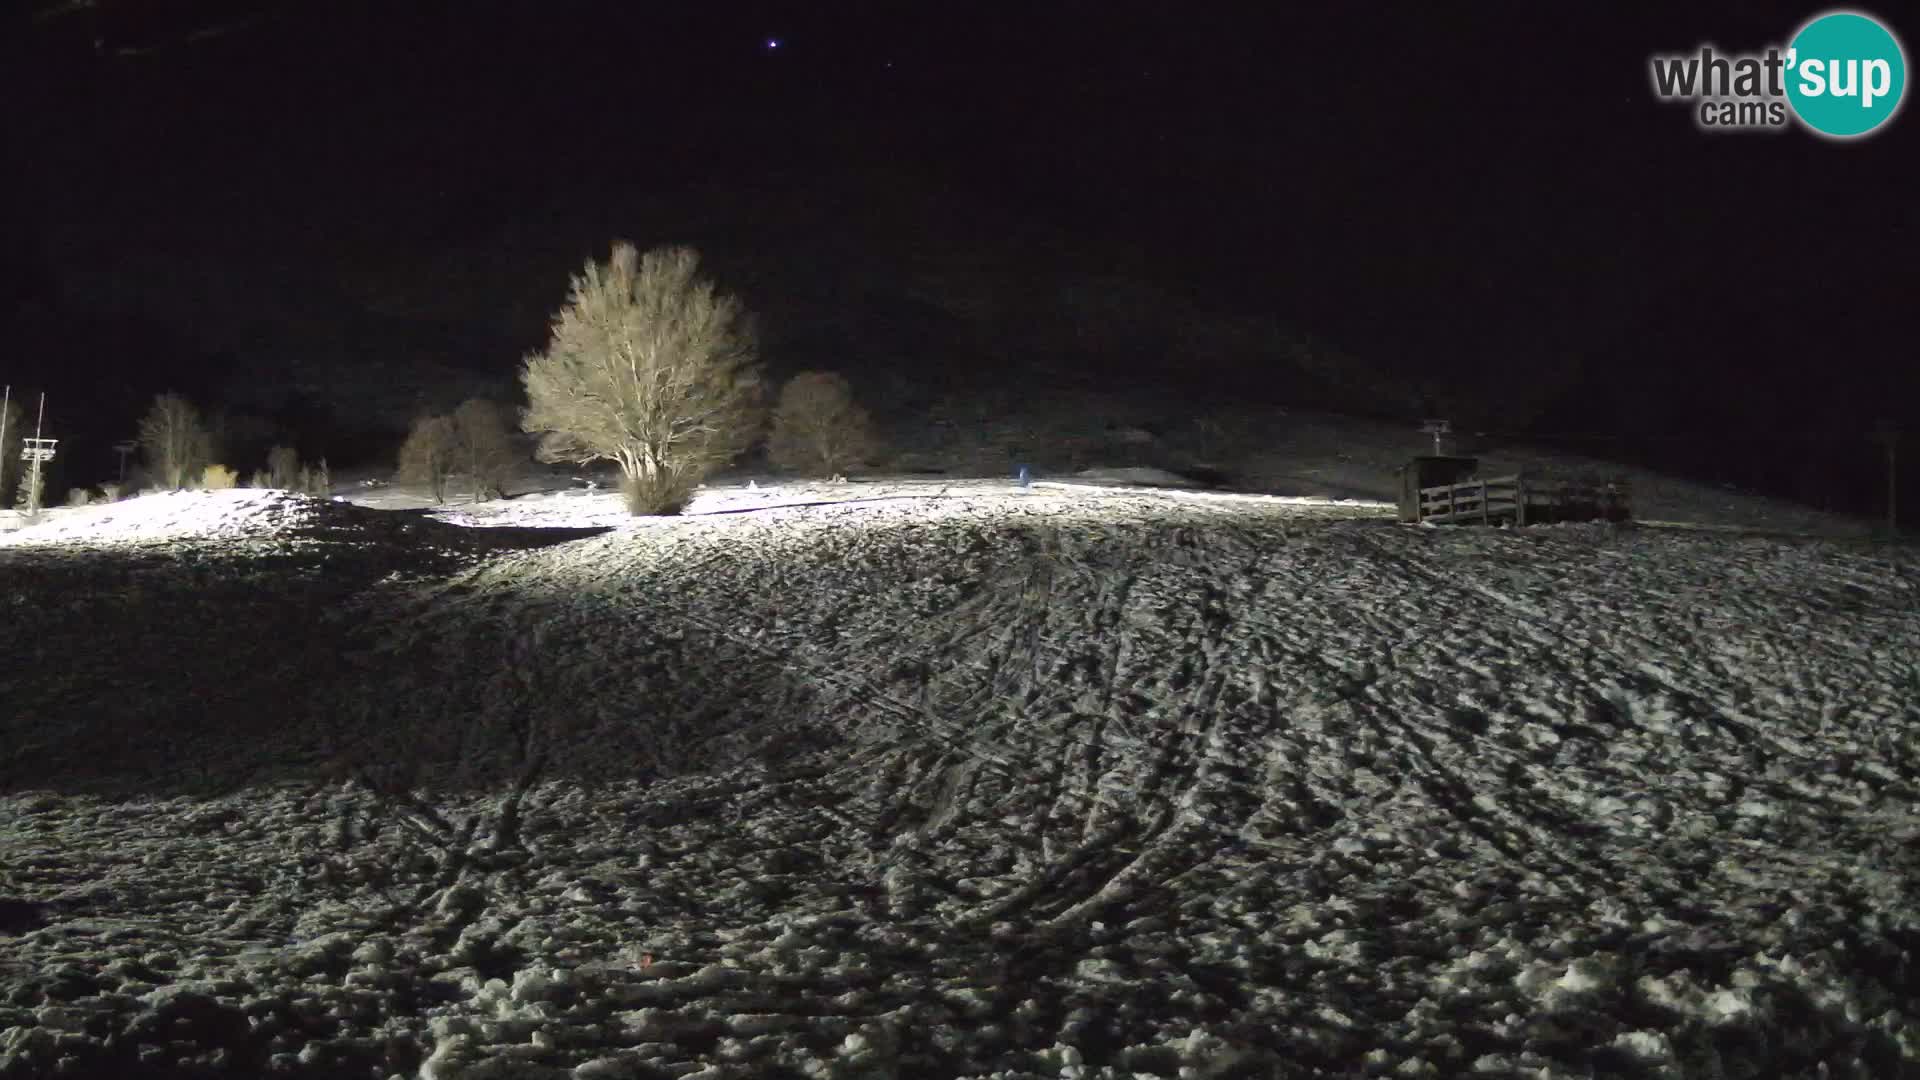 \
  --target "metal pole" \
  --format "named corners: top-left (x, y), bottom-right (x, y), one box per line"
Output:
top-left (28, 393), bottom-right (45, 515)
top-left (1889, 433), bottom-right (1899, 537)
top-left (1873, 422), bottom-right (1900, 538)
top-left (0, 384), bottom-right (10, 501)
